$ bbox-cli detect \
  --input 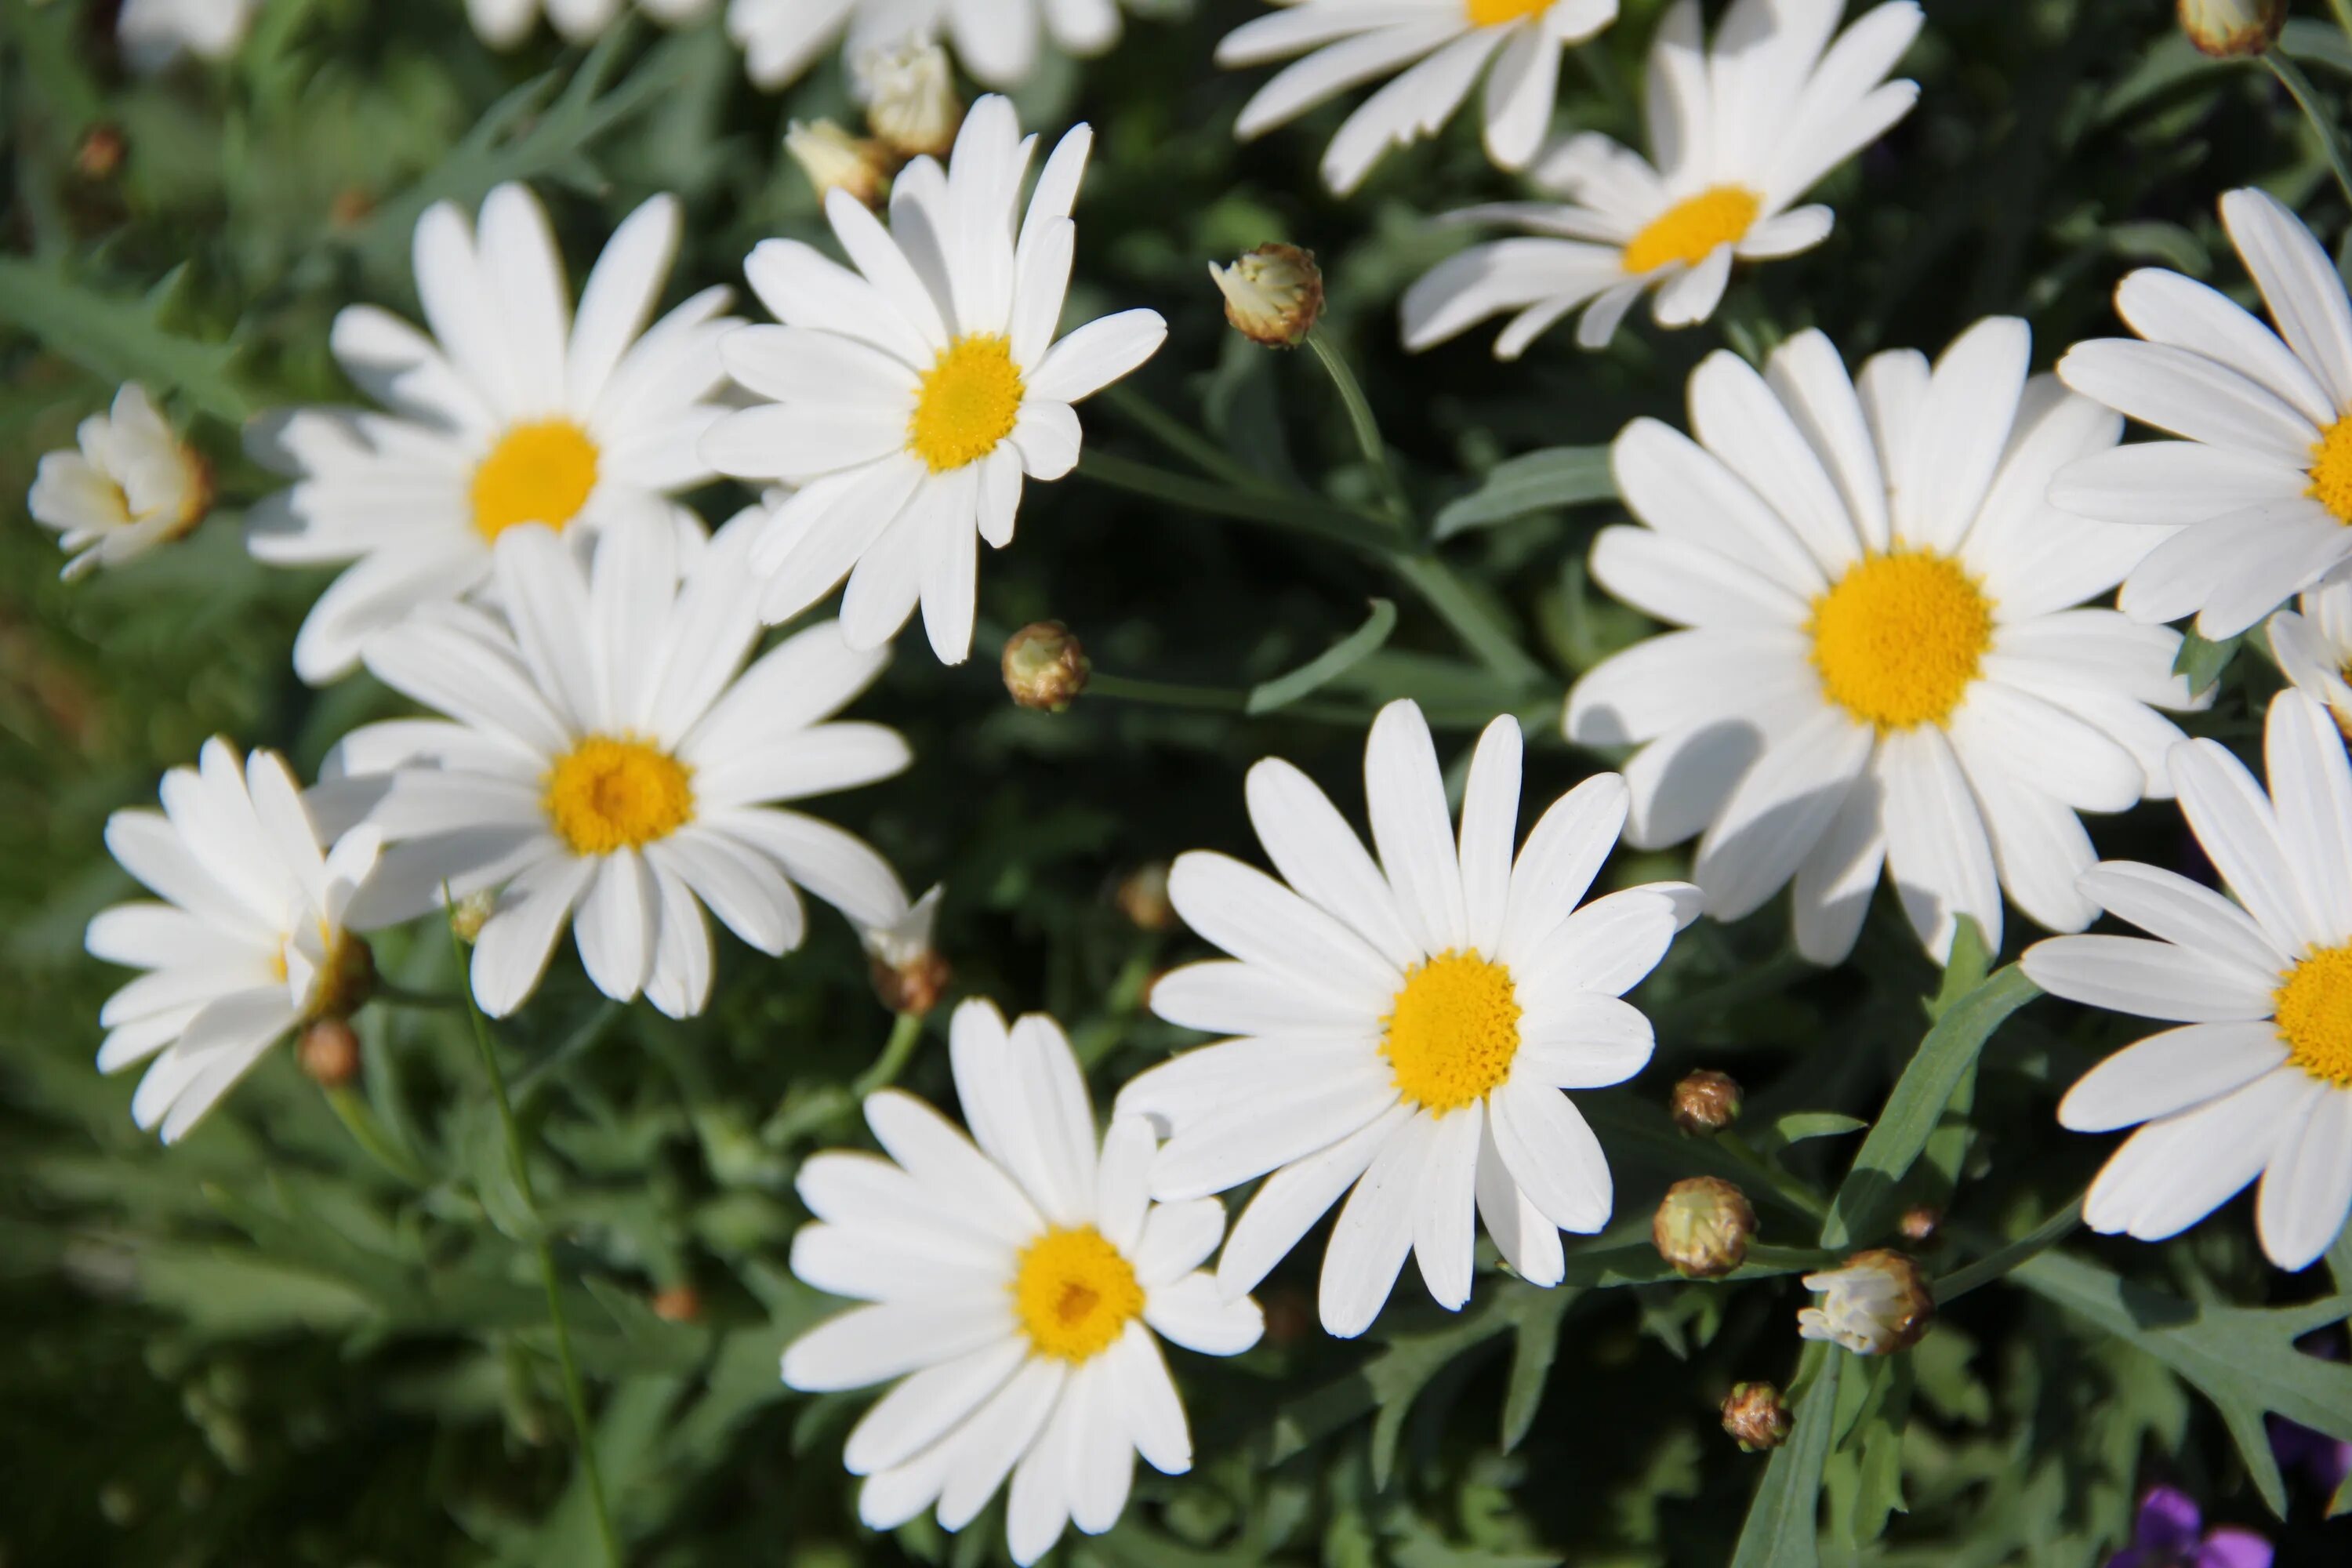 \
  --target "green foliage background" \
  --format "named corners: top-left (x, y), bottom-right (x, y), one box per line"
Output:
top-left (4, 0), bottom-right (2352, 1563)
